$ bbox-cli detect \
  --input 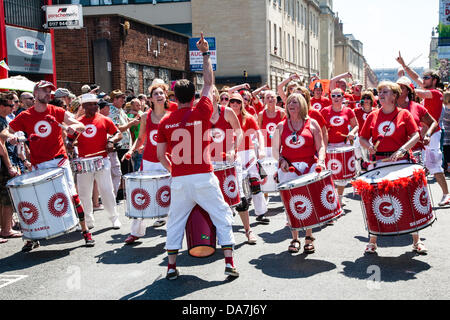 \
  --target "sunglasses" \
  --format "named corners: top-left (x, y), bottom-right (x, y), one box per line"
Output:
top-left (229, 99), bottom-right (242, 104)
top-left (14, 100), bottom-right (19, 103)
top-left (2, 104), bottom-right (14, 108)
top-left (331, 94), bottom-right (343, 98)
top-left (423, 76), bottom-right (432, 80)
top-left (220, 97), bottom-right (229, 101)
